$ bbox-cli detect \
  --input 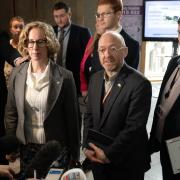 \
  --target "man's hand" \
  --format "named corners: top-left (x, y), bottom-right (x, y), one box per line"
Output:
top-left (84, 143), bottom-right (110, 164)
top-left (0, 165), bottom-right (15, 179)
